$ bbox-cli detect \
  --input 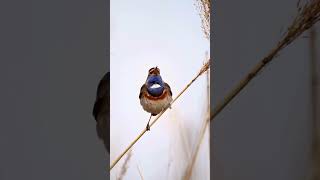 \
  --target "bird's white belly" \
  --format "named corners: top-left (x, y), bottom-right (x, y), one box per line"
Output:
top-left (140, 95), bottom-right (172, 115)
